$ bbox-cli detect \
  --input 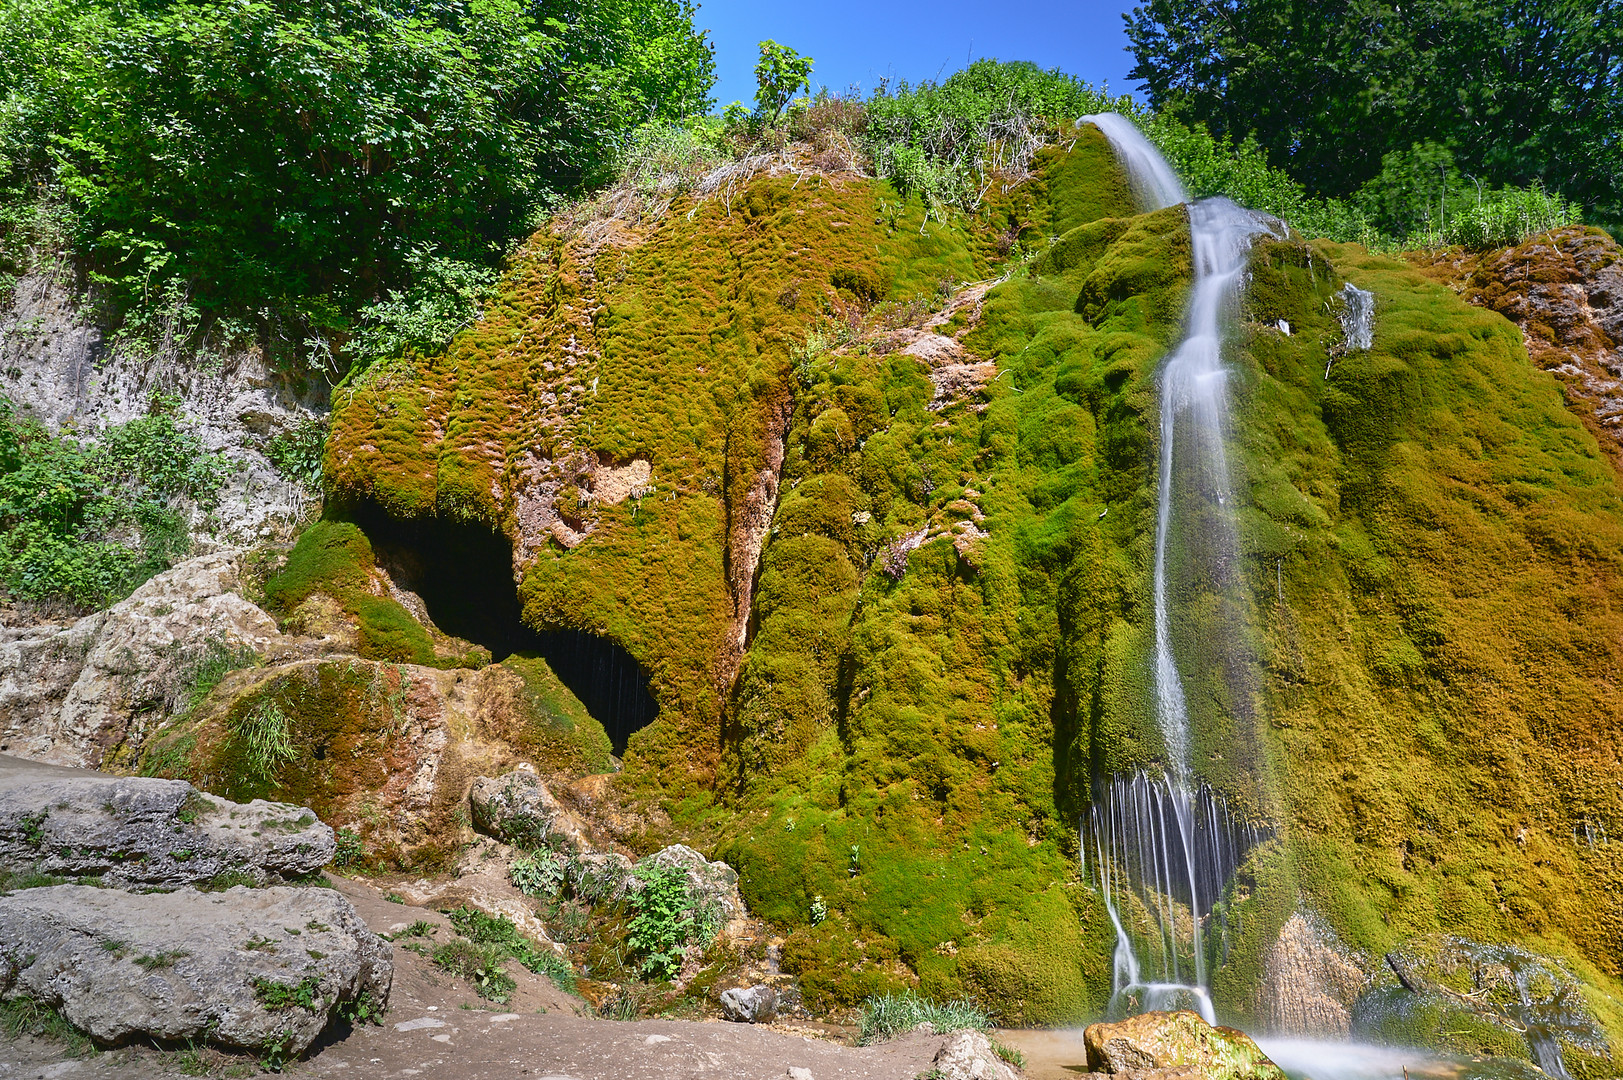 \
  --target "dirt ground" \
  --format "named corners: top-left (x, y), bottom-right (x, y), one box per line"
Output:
top-left (0, 874), bottom-right (1093, 1080)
